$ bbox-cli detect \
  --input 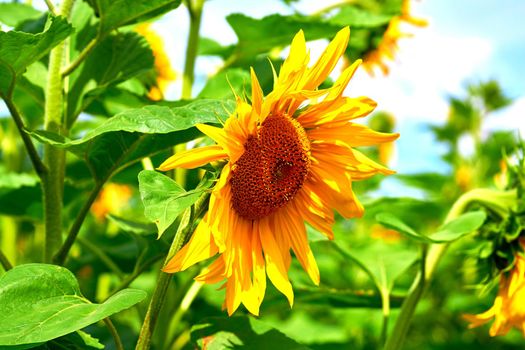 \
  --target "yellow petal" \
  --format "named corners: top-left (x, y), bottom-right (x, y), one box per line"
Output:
top-left (294, 188), bottom-right (334, 239)
top-left (250, 67), bottom-right (264, 116)
top-left (281, 206), bottom-right (320, 285)
top-left (298, 96), bottom-right (377, 127)
top-left (163, 218), bottom-right (218, 272)
top-left (195, 257), bottom-right (225, 284)
top-left (258, 218), bottom-right (294, 306)
top-left (197, 123), bottom-right (244, 159)
top-left (304, 27), bottom-right (350, 90)
top-left (241, 231), bottom-right (266, 316)
top-left (157, 145), bottom-right (227, 171)
top-left (308, 123), bottom-right (399, 147)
